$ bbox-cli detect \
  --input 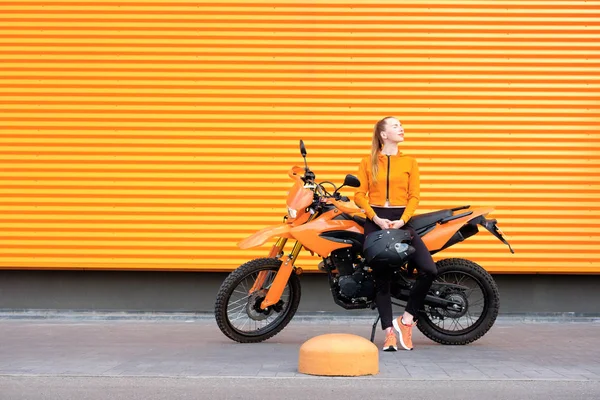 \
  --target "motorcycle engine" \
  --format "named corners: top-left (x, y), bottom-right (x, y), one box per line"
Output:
top-left (339, 270), bottom-right (374, 299)
top-left (329, 249), bottom-right (375, 300)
